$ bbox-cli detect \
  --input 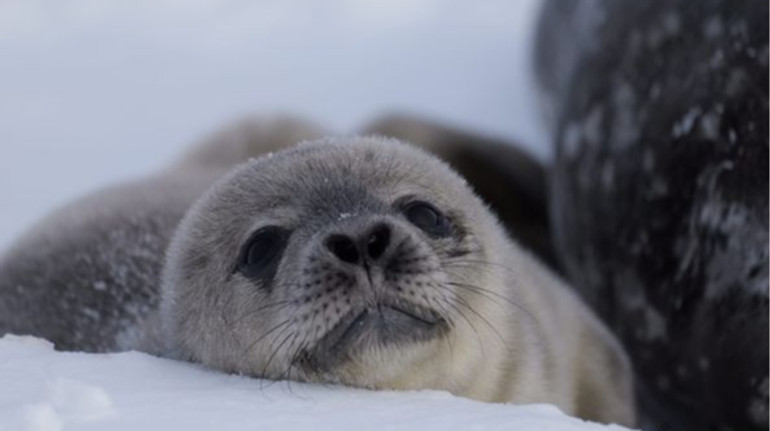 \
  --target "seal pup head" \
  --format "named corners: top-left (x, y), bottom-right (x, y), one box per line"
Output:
top-left (161, 136), bottom-right (508, 389)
